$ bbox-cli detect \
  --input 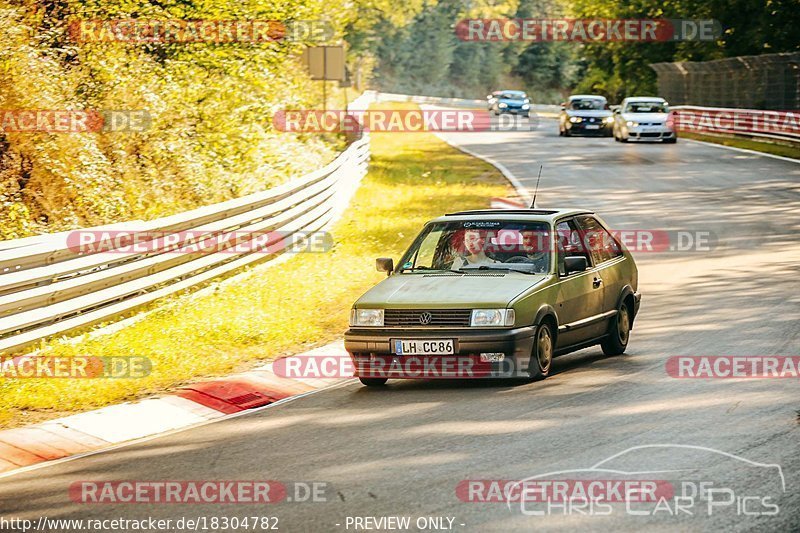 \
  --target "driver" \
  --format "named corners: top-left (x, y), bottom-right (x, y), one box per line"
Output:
top-left (451, 229), bottom-right (498, 269)
top-left (505, 229), bottom-right (551, 273)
